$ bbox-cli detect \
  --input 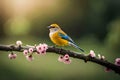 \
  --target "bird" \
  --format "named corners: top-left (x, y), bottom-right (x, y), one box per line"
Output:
top-left (47, 23), bottom-right (84, 52)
